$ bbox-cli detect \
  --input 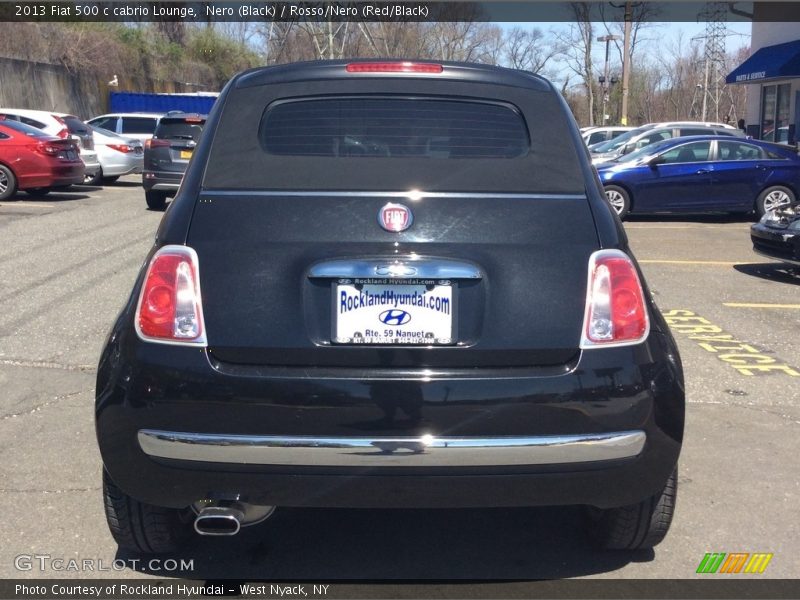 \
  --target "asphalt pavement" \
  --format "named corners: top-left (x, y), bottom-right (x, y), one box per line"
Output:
top-left (0, 179), bottom-right (797, 587)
